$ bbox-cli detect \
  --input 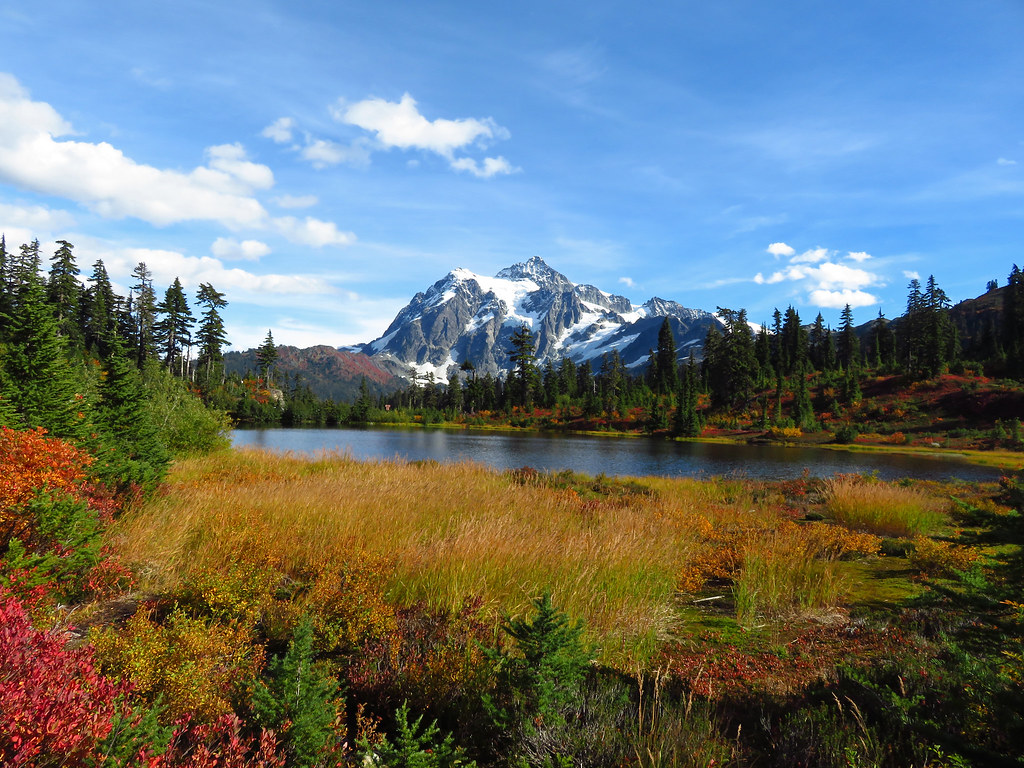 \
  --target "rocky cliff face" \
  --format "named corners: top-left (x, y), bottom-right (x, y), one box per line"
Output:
top-left (359, 256), bottom-right (722, 380)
